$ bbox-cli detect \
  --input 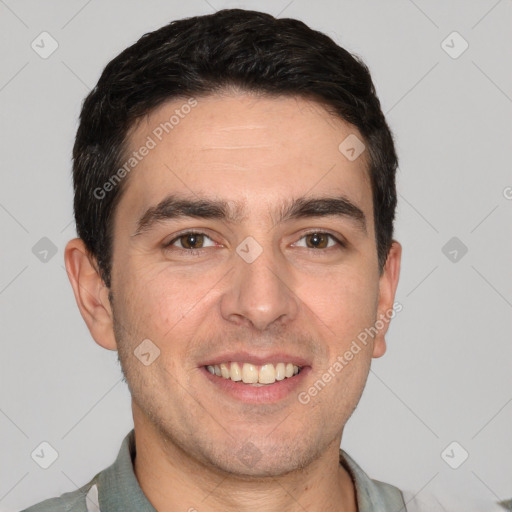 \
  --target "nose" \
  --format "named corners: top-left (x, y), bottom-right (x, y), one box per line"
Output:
top-left (220, 245), bottom-right (299, 331)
